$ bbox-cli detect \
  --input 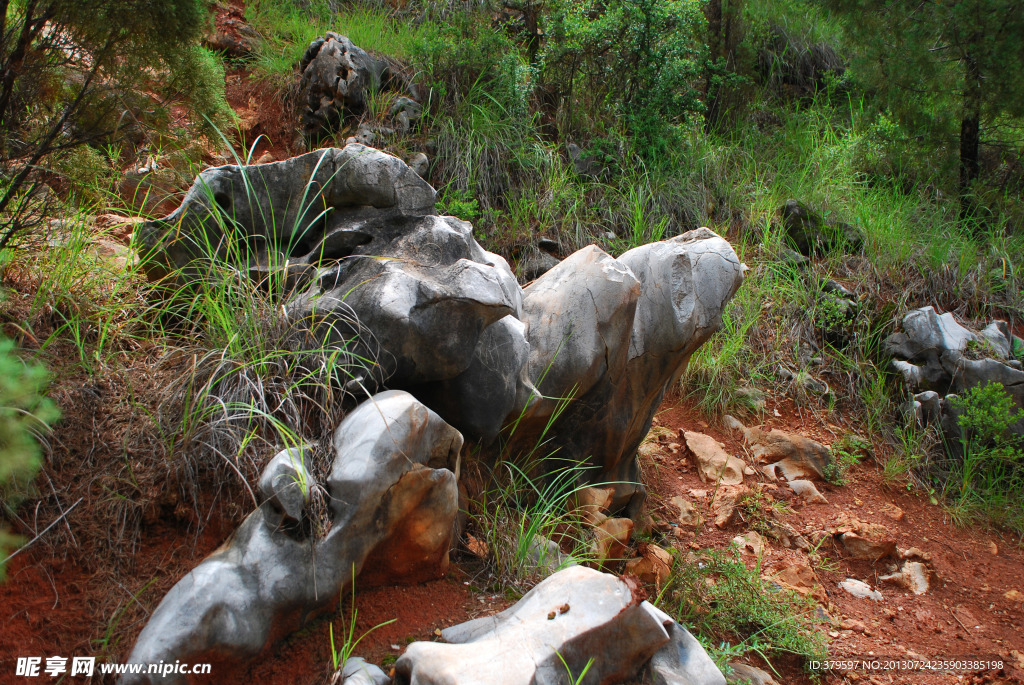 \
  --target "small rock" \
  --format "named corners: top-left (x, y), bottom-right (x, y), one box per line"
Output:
top-left (765, 557), bottom-right (826, 604)
top-left (710, 485), bottom-right (748, 528)
top-left (669, 495), bottom-right (700, 527)
top-left (839, 532), bottom-right (896, 561)
top-left (722, 414), bottom-right (746, 434)
top-left (839, 578), bottom-right (882, 601)
top-left (880, 561), bottom-right (930, 595)
top-left (787, 479), bottom-right (828, 504)
top-left (1005, 589), bottom-right (1022, 602)
top-left (726, 663), bottom-right (778, 685)
top-left (684, 431), bottom-right (745, 486)
top-left (988, 541), bottom-right (999, 555)
top-left (406, 152), bottom-right (429, 179)
top-left (568, 486), bottom-right (614, 526)
top-left (881, 503), bottom-right (905, 521)
top-left (624, 543), bottom-right (673, 586)
top-left (591, 518), bottom-right (633, 566)
top-left (255, 151), bottom-right (275, 165)
top-left (840, 618), bottom-right (867, 633)
top-left (732, 531), bottom-right (765, 557)
top-left (337, 657), bottom-right (390, 685)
